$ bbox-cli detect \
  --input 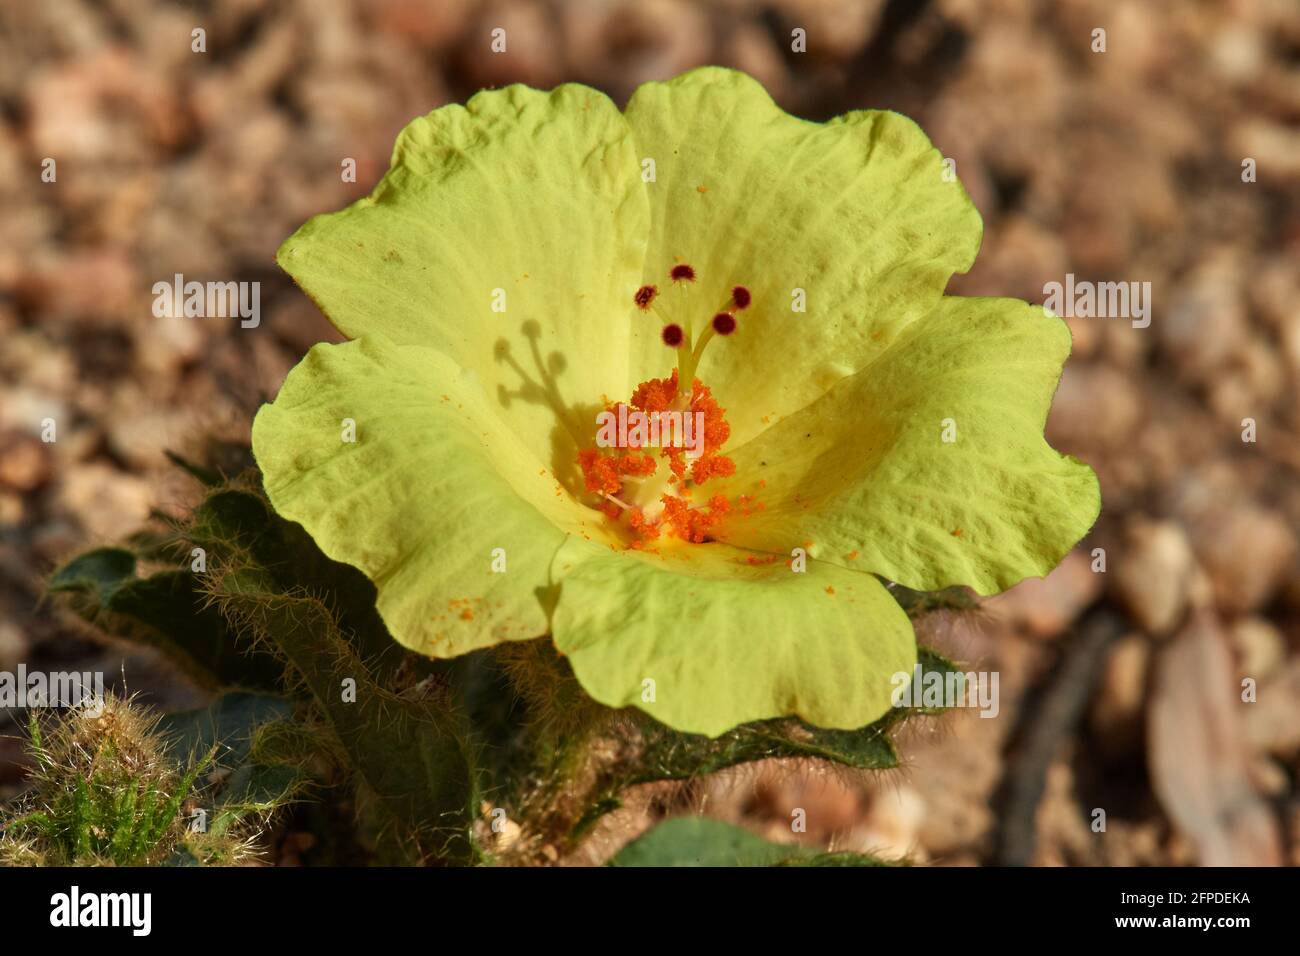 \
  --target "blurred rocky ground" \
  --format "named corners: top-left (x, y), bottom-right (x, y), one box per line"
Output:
top-left (1, 0), bottom-right (1298, 865)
